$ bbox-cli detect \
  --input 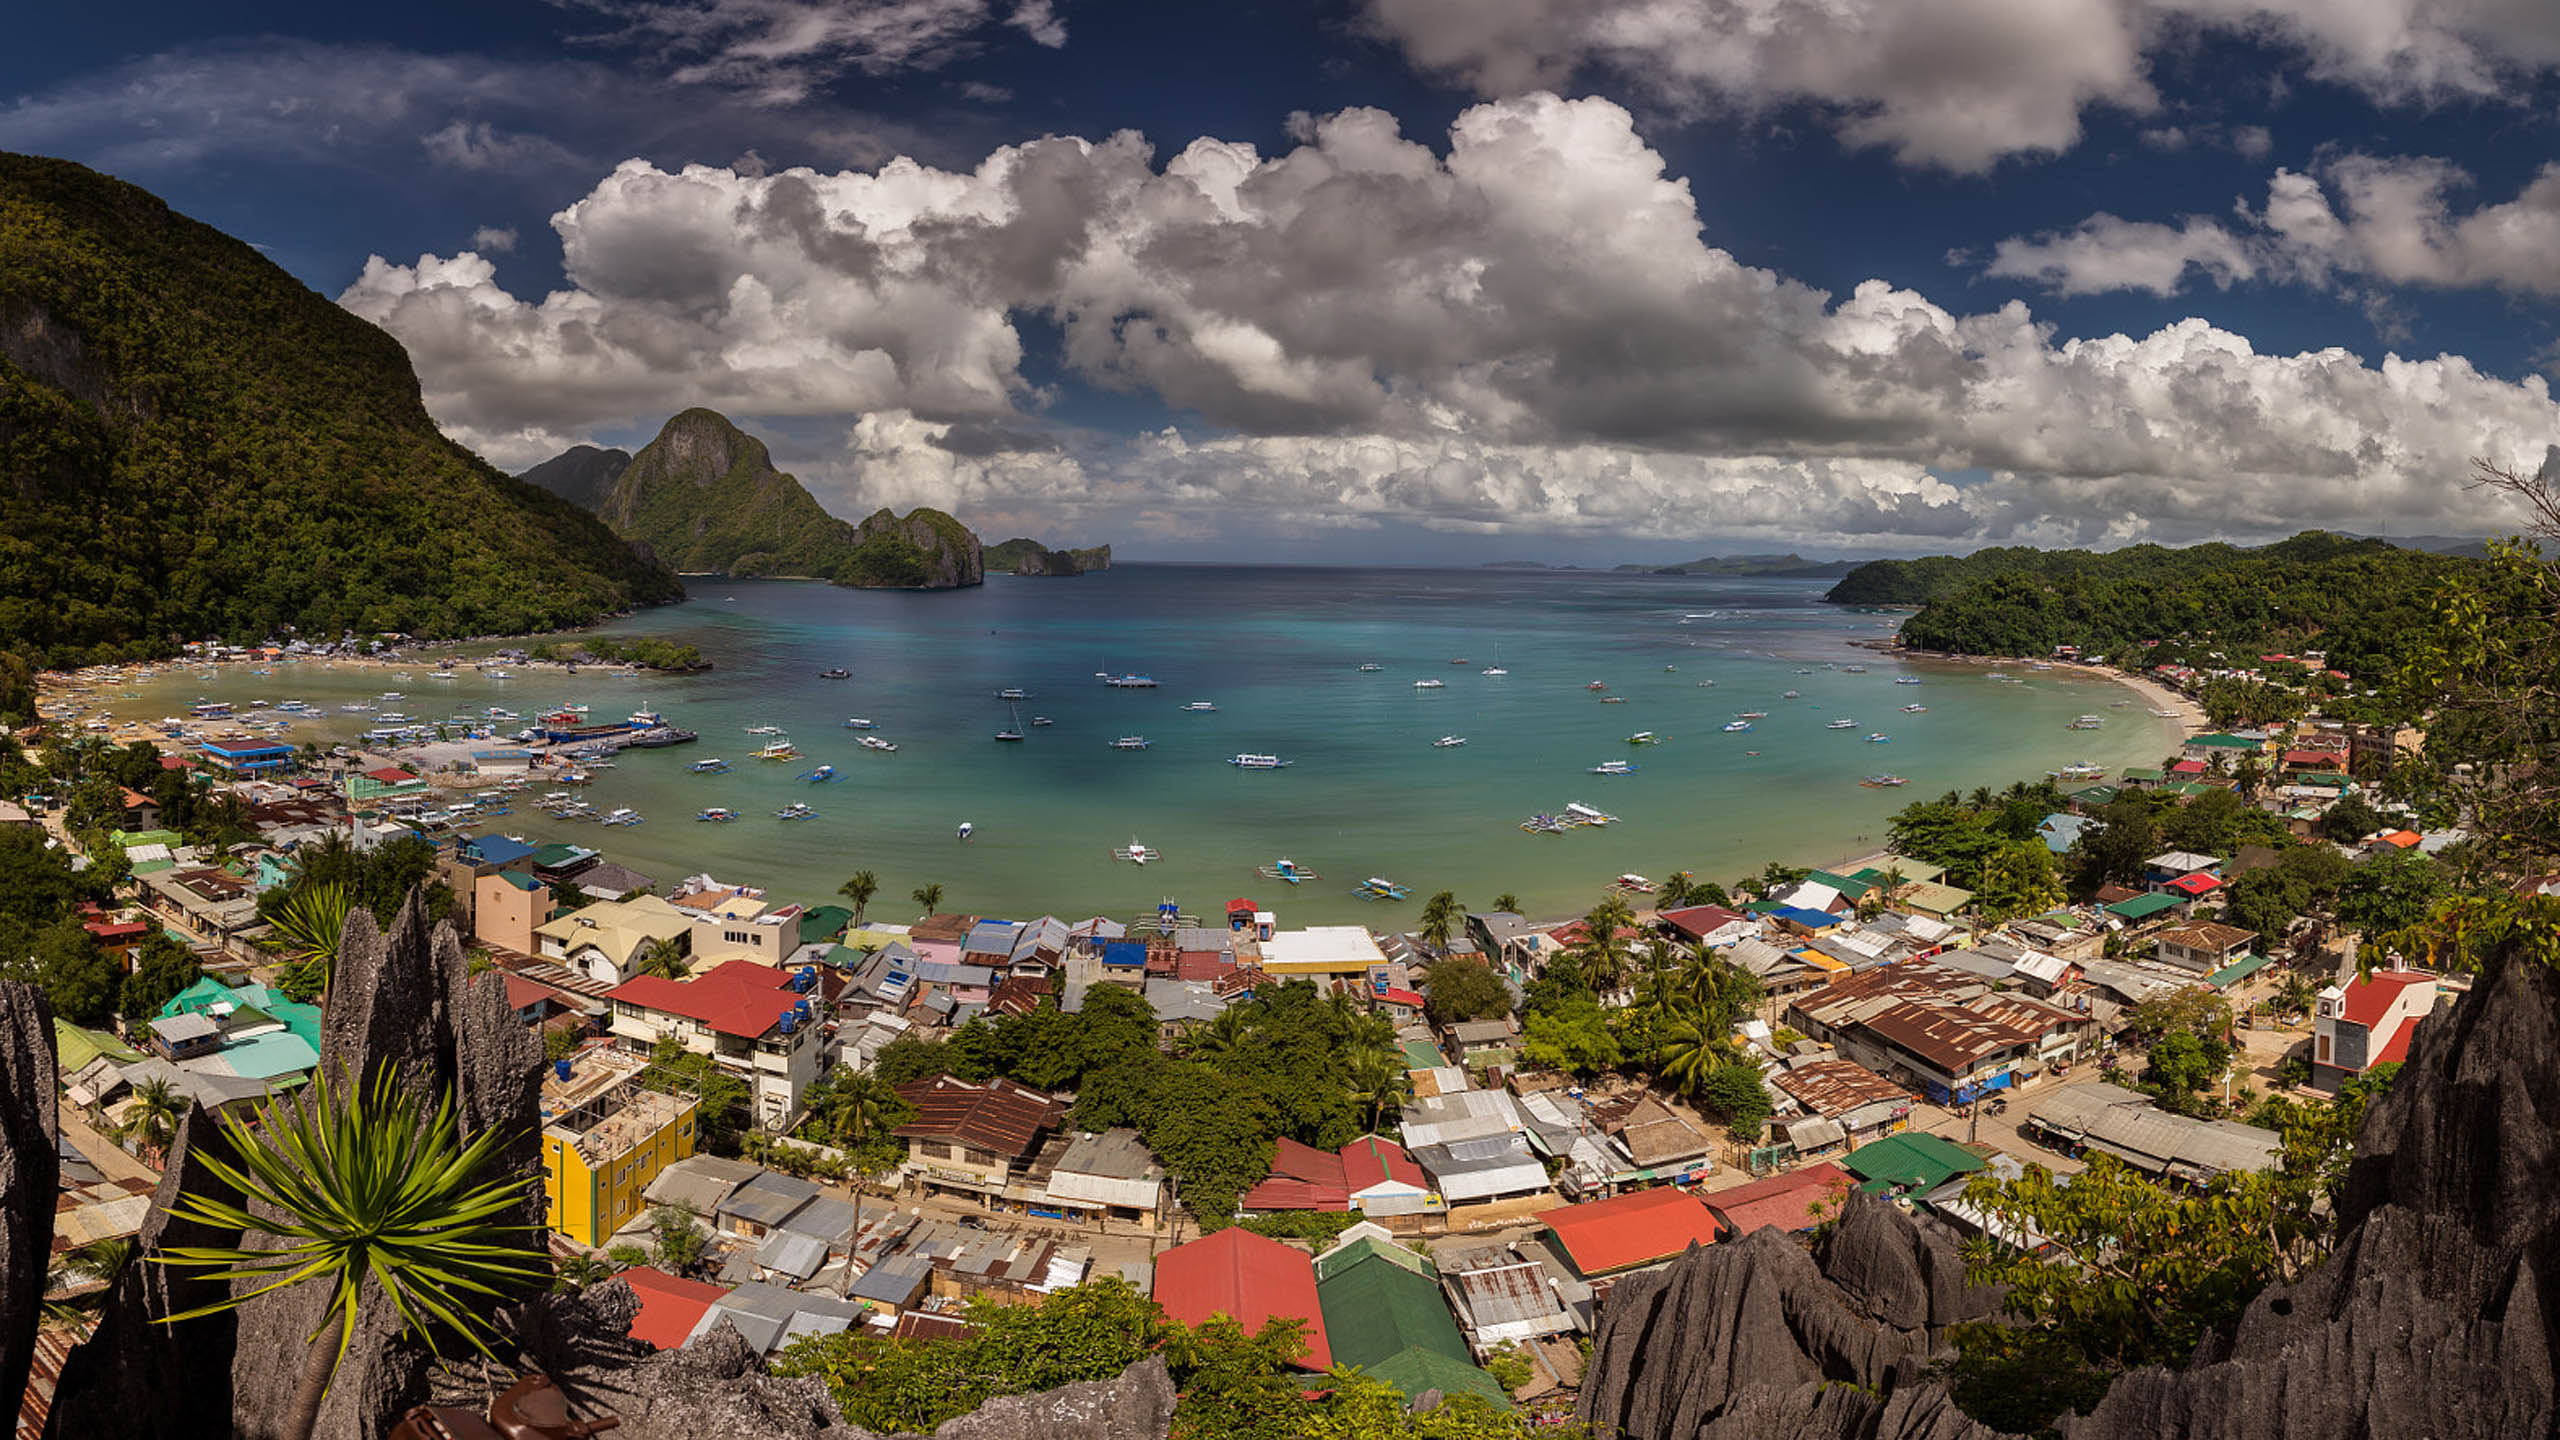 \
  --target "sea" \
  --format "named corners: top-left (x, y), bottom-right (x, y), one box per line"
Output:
top-left (109, 566), bottom-right (2182, 926)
